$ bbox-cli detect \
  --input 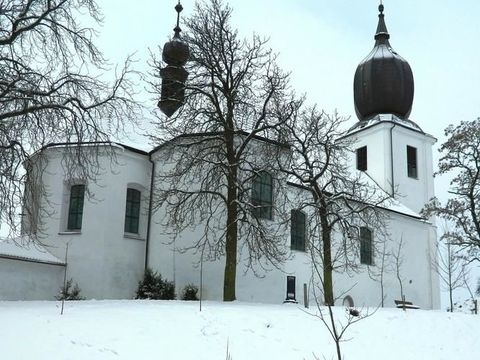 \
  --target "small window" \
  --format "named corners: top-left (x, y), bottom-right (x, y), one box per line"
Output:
top-left (291, 210), bottom-right (306, 251)
top-left (124, 188), bottom-right (141, 234)
top-left (407, 146), bottom-right (417, 178)
top-left (356, 146), bottom-right (367, 171)
top-left (360, 227), bottom-right (373, 265)
top-left (67, 184), bottom-right (85, 231)
top-left (251, 171), bottom-right (273, 220)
